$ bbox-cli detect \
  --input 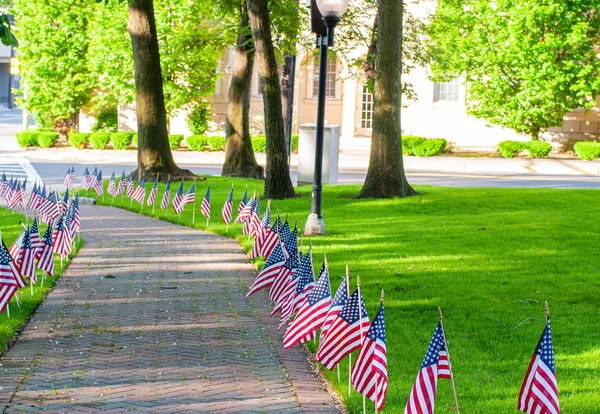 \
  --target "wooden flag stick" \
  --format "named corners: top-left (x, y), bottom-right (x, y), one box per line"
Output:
top-left (544, 300), bottom-right (549, 323)
top-left (192, 179), bottom-right (197, 224)
top-left (438, 307), bottom-right (460, 414)
top-left (152, 173), bottom-right (159, 215)
top-left (347, 264), bottom-right (352, 396)
top-left (6, 302), bottom-right (9, 318)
